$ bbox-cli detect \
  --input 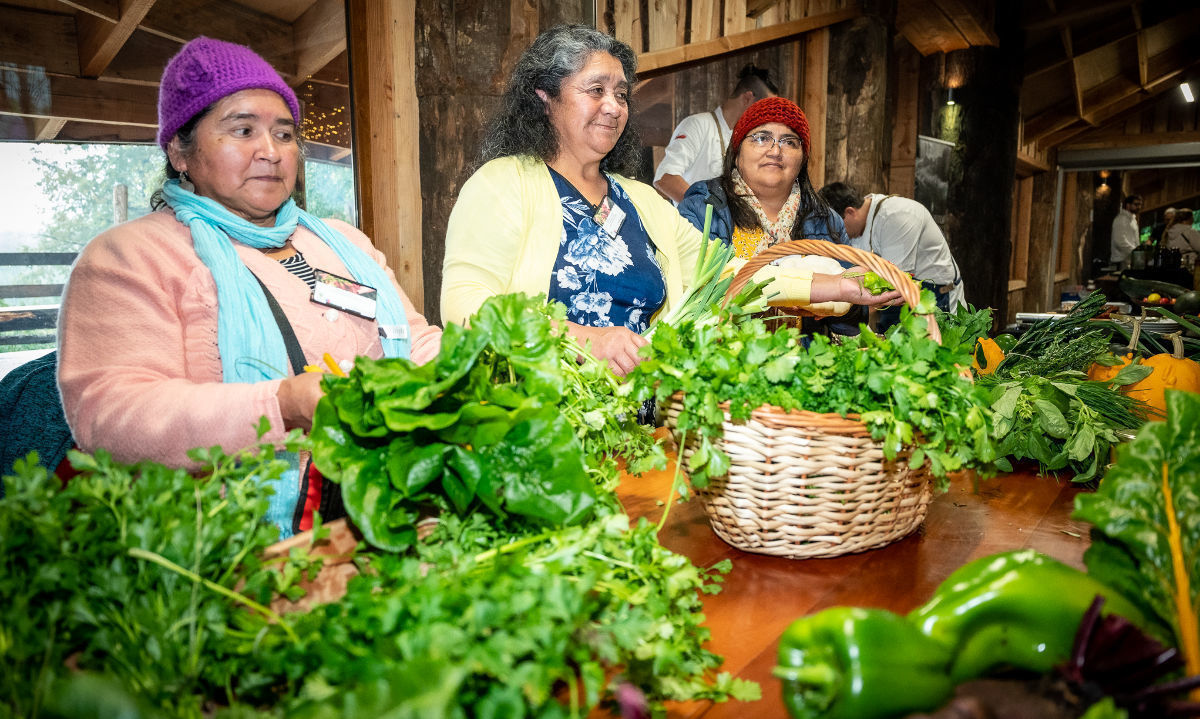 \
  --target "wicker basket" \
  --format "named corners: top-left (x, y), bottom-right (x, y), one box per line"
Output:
top-left (664, 239), bottom-right (939, 559)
